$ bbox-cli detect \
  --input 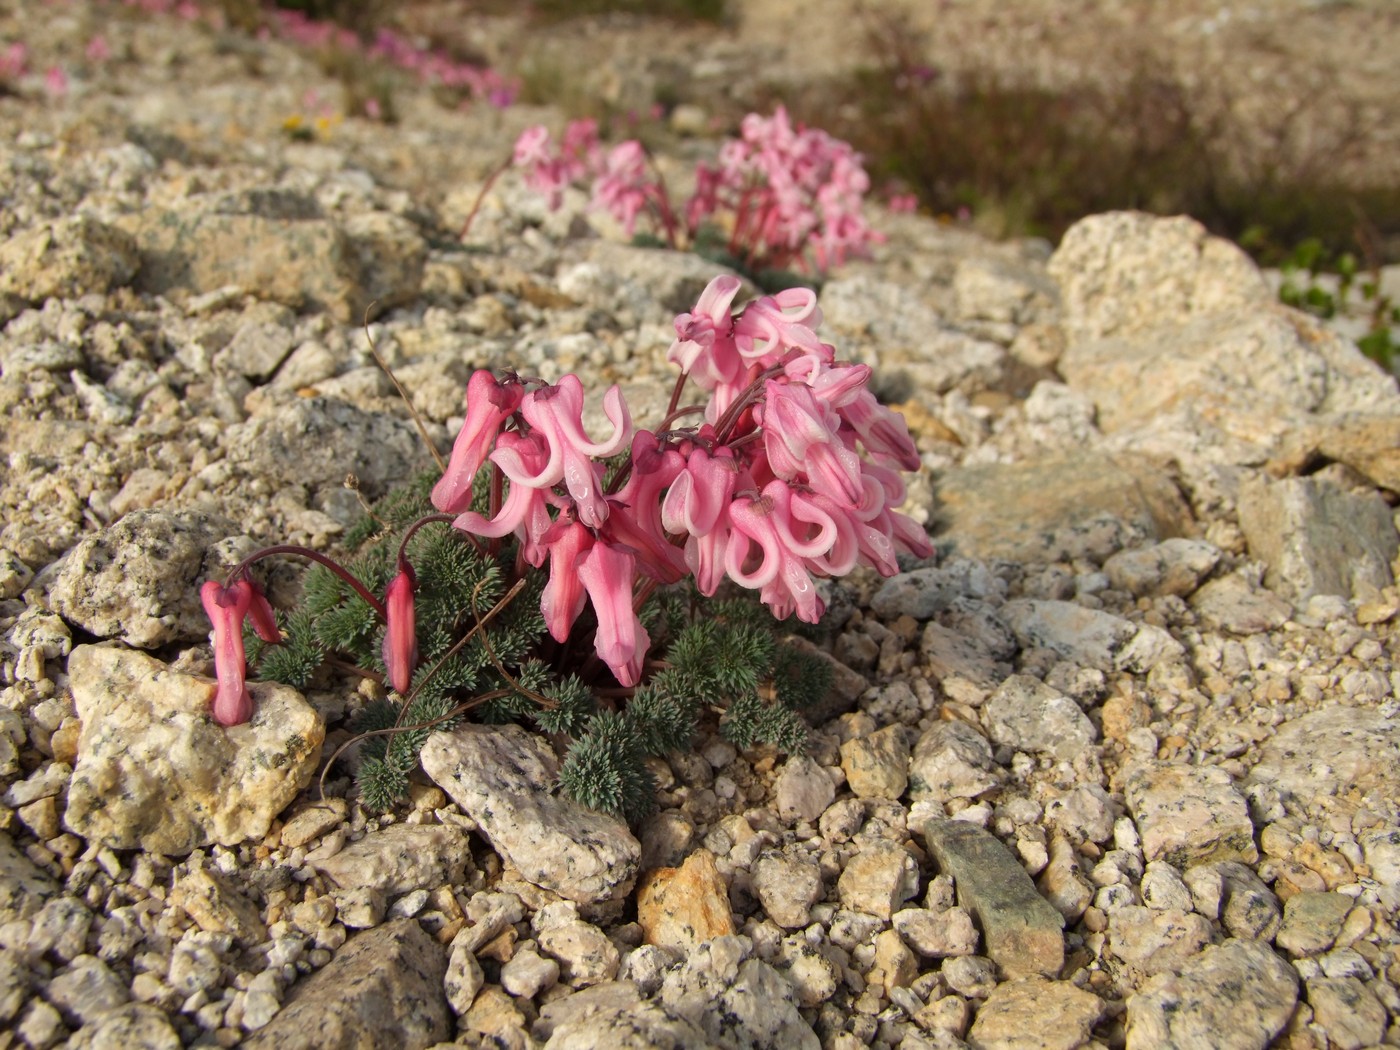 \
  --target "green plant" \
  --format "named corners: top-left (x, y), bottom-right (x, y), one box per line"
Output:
top-left (1278, 237), bottom-right (1398, 371)
top-left (245, 472), bottom-right (830, 818)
